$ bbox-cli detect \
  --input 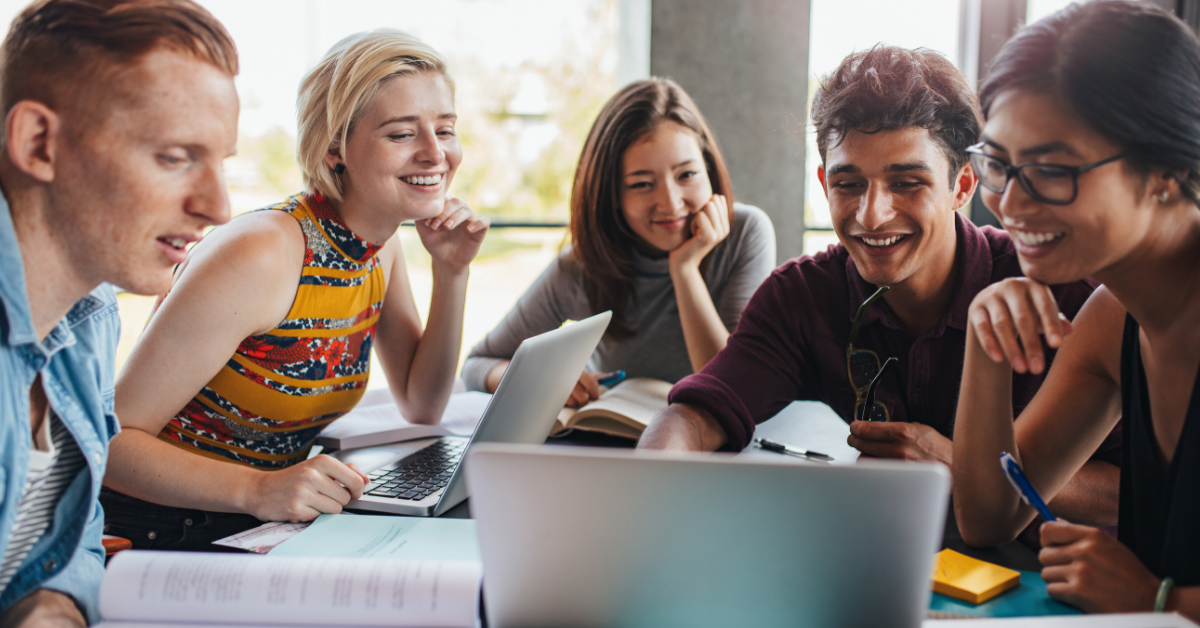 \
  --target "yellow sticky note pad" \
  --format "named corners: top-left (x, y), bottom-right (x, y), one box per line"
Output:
top-left (931, 549), bottom-right (1020, 604)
